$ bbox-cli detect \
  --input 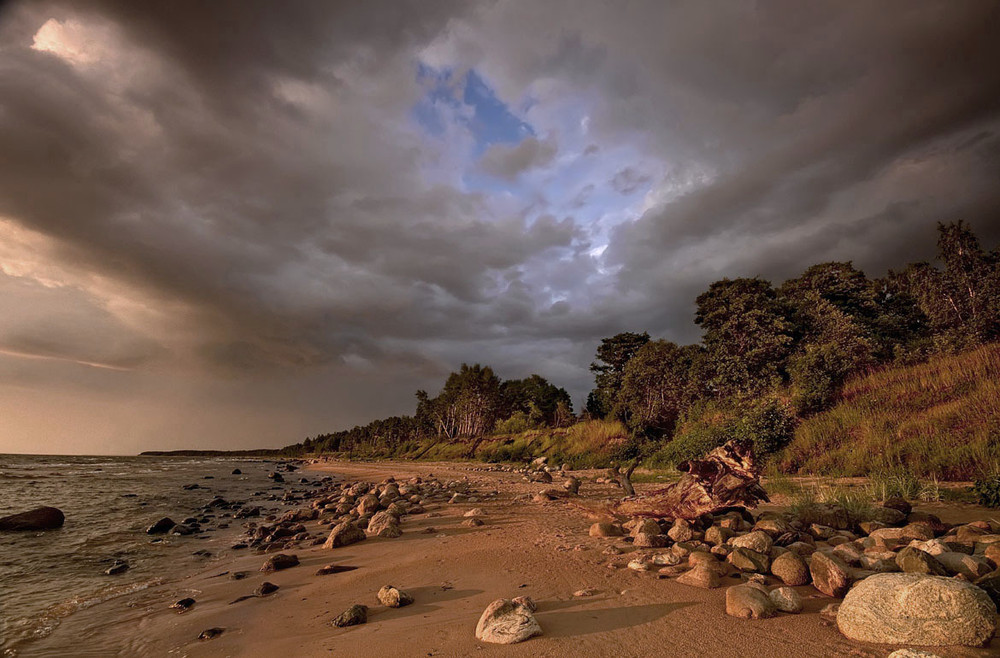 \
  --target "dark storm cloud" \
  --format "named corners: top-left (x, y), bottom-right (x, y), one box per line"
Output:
top-left (1, 0), bottom-right (1000, 452)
